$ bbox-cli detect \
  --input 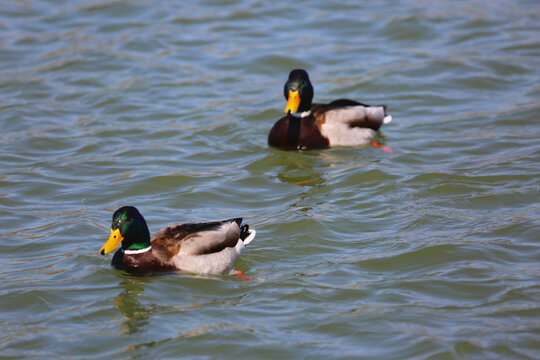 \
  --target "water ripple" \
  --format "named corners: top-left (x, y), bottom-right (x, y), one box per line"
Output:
top-left (1, 0), bottom-right (540, 358)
